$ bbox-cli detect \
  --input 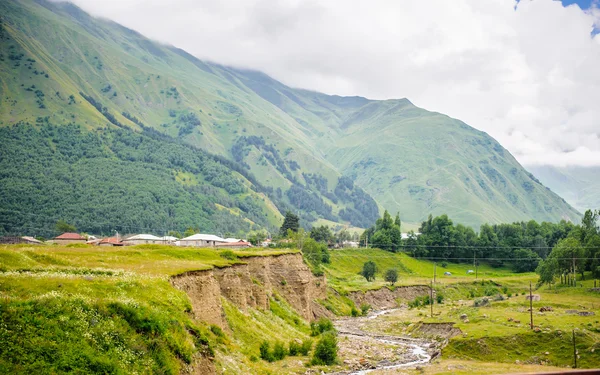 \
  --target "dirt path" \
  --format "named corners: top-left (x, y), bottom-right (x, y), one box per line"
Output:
top-left (328, 309), bottom-right (435, 374)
